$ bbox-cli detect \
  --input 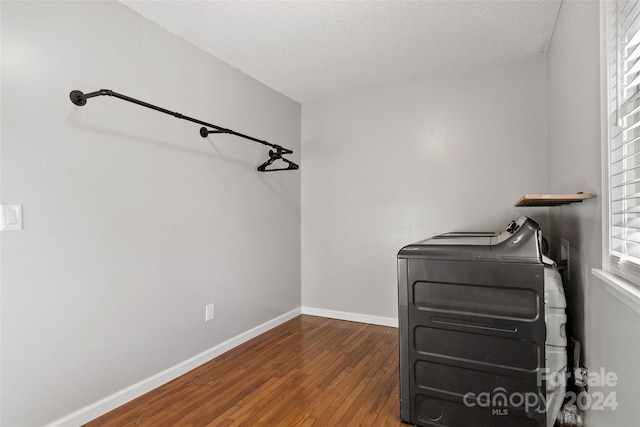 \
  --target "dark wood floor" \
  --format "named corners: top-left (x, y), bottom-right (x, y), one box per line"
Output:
top-left (84, 315), bottom-right (406, 426)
